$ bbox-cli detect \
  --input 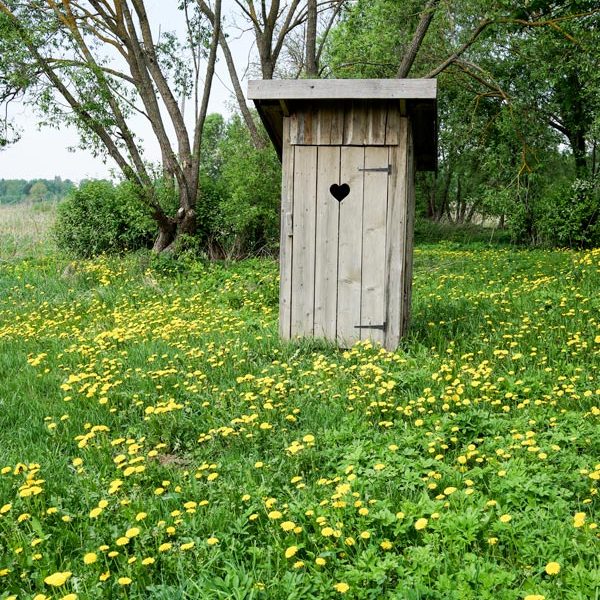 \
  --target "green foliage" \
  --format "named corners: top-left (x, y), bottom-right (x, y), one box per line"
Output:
top-left (217, 116), bottom-right (281, 255)
top-left (197, 113), bottom-right (281, 257)
top-left (53, 180), bottom-right (154, 257)
top-left (534, 177), bottom-right (600, 248)
top-left (323, 0), bottom-right (600, 248)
